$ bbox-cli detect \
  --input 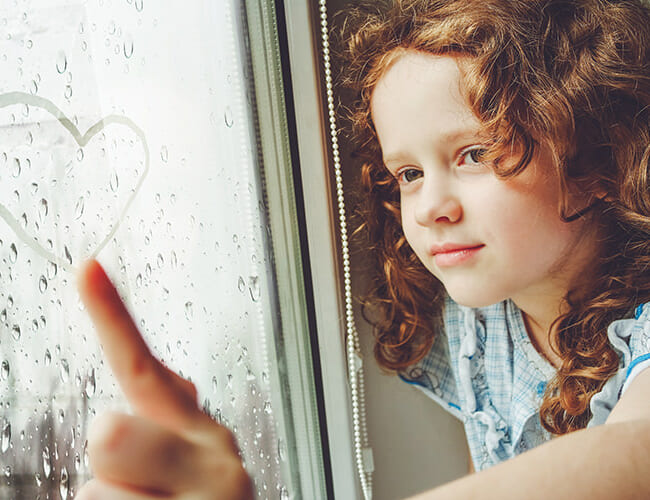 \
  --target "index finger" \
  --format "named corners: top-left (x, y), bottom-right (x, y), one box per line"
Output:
top-left (77, 259), bottom-right (209, 431)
